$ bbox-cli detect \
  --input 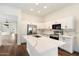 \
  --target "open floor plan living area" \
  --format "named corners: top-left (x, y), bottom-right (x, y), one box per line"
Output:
top-left (0, 3), bottom-right (79, 56)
